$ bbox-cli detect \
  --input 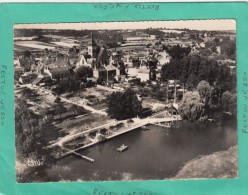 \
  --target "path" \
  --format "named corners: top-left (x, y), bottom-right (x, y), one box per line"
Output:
top-left (49, 119), bottom-right (117, 147)
top-left (60, 96), bottom-right (107, 116)
top-left (26, 84), bottom-right (107, 116)
top-left (59, 116), bottom-right (180, 158)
